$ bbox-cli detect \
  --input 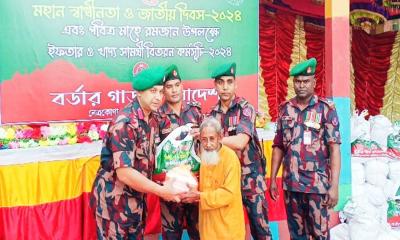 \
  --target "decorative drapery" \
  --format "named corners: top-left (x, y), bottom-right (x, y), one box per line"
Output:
top-left (259, 6), bottom-right (326, 121)
top-left (305, 23), bottom-right (326, 97)
top-left (259, 7), bottom-right (296, 121)
top-left (352, 29), bottom-right (396, 116)
top-left (259, 8), bottom-right (400, 121)
top-left (286, 16), bottom-right (307, 101)
top-left (258, 59), bottom-right (271, 119)
top-left (382, 31), bottom-right (400, 121)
